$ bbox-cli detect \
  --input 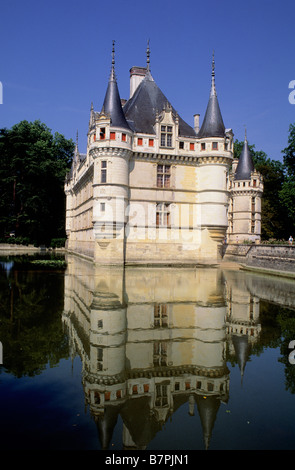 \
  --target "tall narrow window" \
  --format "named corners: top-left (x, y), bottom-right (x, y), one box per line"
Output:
top-left (157, 164), bottom-right (171, 188)
top-left (153, 343), bottom-right (168, 369)
top-left (156, 203), bottom-right (170, 227)
top-left (100, 128), bottom-right (105, 140)
top-left (212, 142), bottom-right (218, 150)
top-left (154, 304), bottom-right (168, 327)
top-left (160, 125), bottom-right (173, 147)
top-left (101, 161), bottom-right (107, 183)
